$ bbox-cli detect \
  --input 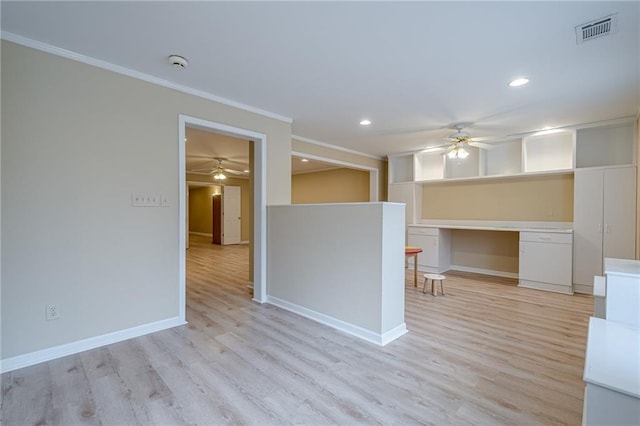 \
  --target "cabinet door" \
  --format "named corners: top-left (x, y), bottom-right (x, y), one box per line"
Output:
top-left (520, 241), bottom-right (572, 286)
top-left (407, 234), bottom-right (438, 271)
top-left (573, 169), bottom-right (604, 287)
top-left (603, 167), bottom-right (637, 259)
top-left (388, 183), bottom-right (416, 226)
